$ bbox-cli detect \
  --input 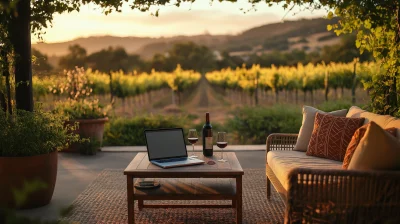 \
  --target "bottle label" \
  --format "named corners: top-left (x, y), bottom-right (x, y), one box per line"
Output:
top-left (205, 137), bottom-right (213, 149)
